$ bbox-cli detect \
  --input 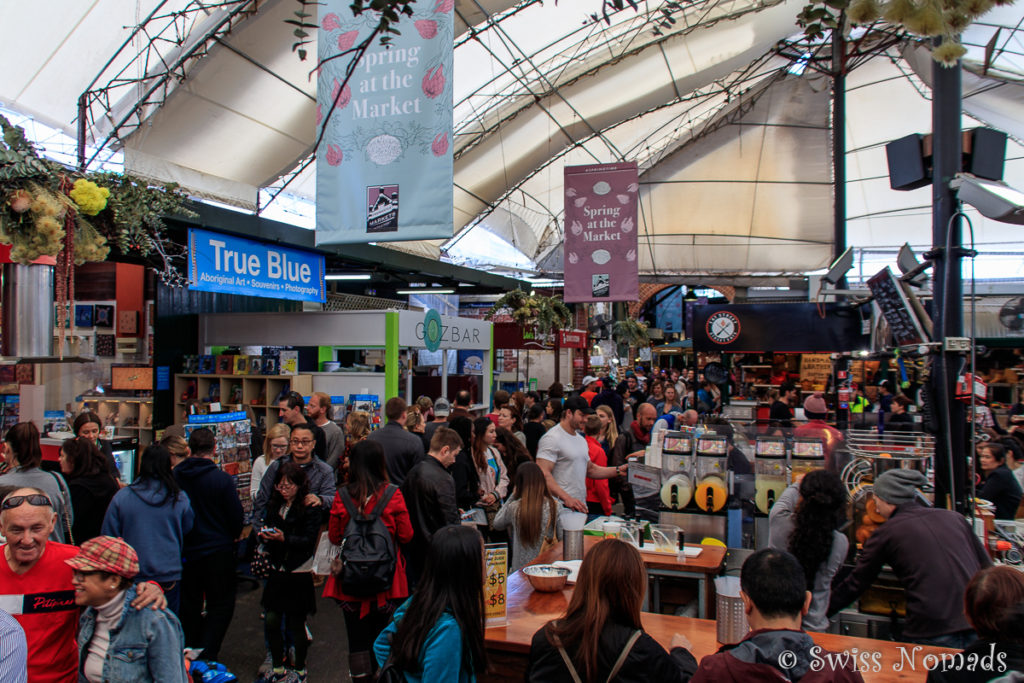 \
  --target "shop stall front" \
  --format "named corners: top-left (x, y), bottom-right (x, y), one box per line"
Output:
top-left (191, 309), bottom-right (492, 423)
top-left (493, 323), bottom-right (589, 393)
